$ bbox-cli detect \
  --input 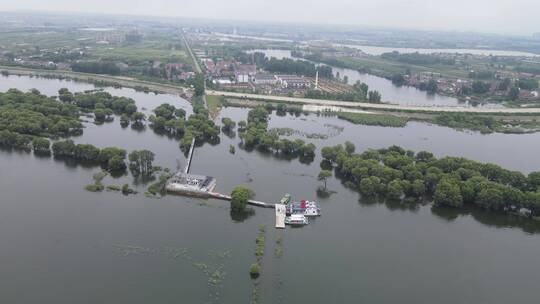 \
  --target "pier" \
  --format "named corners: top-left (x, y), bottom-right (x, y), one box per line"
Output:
top-left (184, 137), bottom-right (196, 174)
top-left (275, 204), bottom-right (286, 228)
